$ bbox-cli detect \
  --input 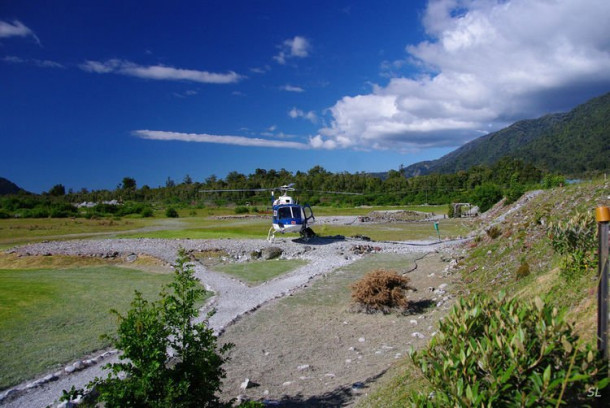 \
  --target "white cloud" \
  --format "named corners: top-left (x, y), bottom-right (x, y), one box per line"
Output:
top-left (317, 0), bottom-right (610, 151)
top-left (80, 59), bottom-right (244, 84)
top-left (274, 36), bottom-right (311, 64)
top-left (133, 130), bottom-right (310, 149)
top-left (0, 20), bottom-right (40, 44)
top-left (3, 55), bottom-right (64, 68)
top-left (281, 84), bottom-right (305, 92)
top-left (289, 107), bottom-right (317, 124)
